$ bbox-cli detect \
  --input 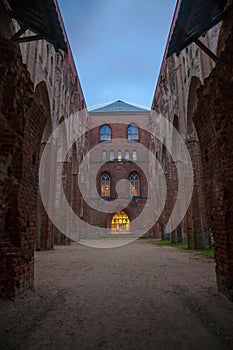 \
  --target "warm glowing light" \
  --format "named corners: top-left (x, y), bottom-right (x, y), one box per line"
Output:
top-left (111, 212), bottom-right (130, 233)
